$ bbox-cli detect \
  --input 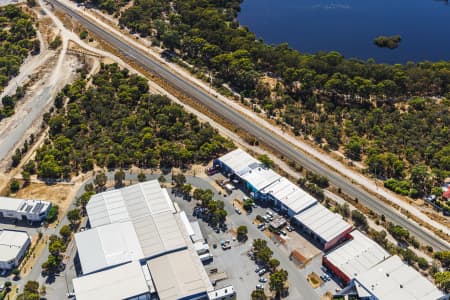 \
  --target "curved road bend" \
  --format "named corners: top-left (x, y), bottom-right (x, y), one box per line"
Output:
top-left (48, 0), bottom-right (449, 252)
